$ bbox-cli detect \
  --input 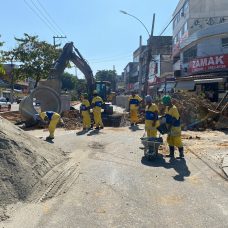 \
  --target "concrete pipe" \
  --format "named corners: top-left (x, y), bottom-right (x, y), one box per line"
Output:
top-left (19, 86), bottom-right (62, 121)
